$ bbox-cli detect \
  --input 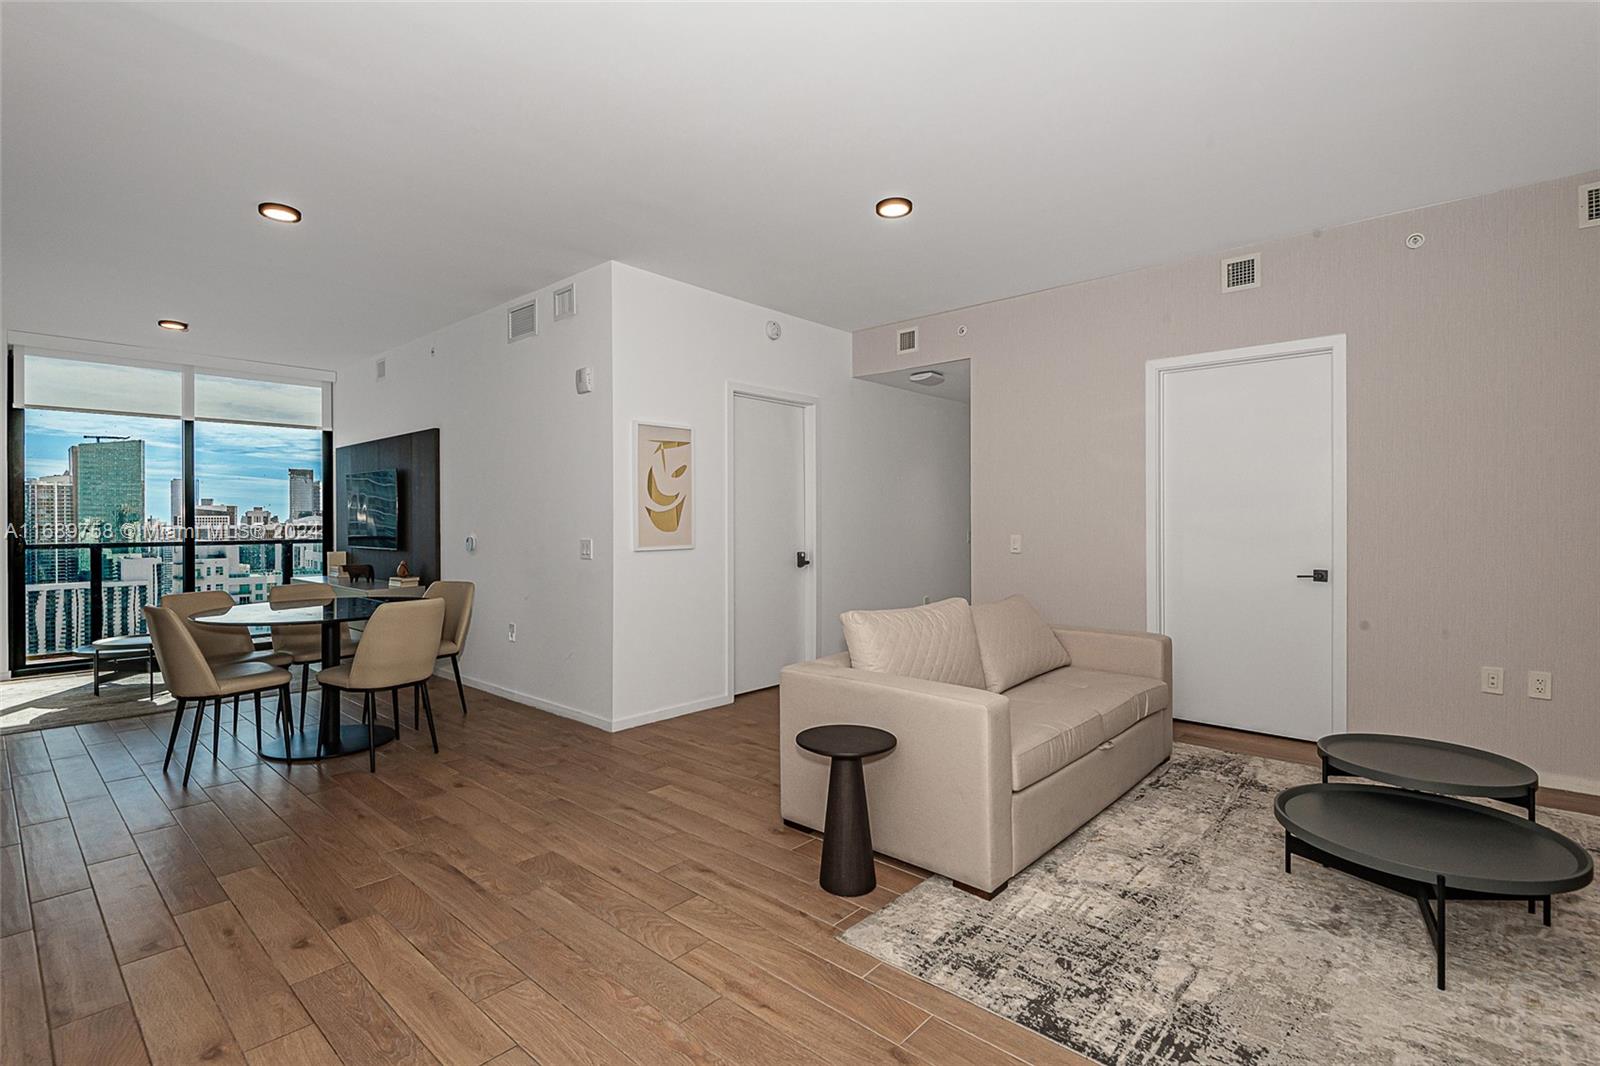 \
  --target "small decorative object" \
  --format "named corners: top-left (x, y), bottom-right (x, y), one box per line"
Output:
top-left (395, 560), bottom-right (410, 577)
top-left (634, 421), bottom-right (693, 550)
top-left (345, 563), bottom-right (376, 585)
